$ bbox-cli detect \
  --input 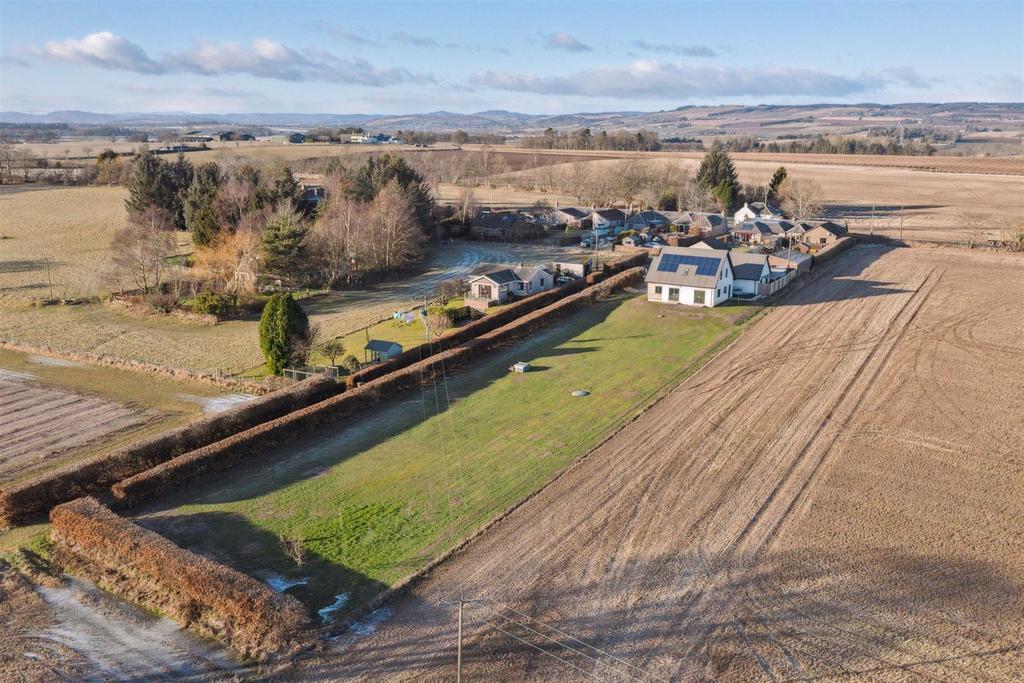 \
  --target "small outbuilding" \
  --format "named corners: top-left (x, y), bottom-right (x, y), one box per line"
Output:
top-left (552, 256), bottom-right (592, 279)
top-left (364, 339), bottom-right (403, 363)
